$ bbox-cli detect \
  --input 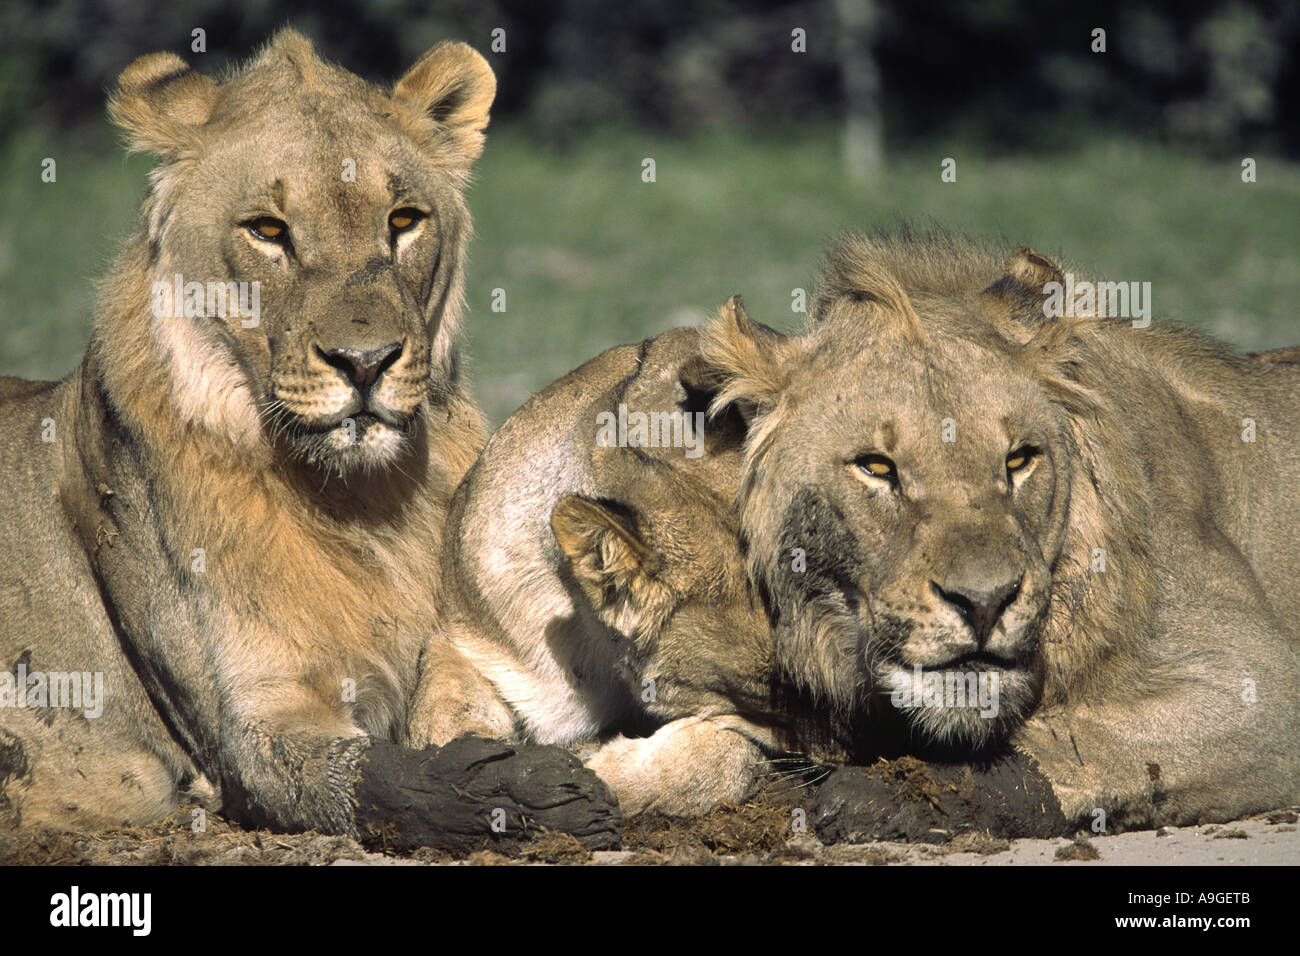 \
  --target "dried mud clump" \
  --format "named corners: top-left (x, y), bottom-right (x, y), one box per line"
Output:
top-left (812, 753), bottom-right (1069, 844)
